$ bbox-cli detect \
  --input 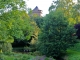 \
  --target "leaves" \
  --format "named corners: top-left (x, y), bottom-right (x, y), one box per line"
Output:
top-left (0, 10), bottom-right (35, 43)
top-left (37, 10), bottom-right (78, 58)
top-left (0, 0), bottom-right (26, 14)
top-left (49, 0), bottom-right (80, 24)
